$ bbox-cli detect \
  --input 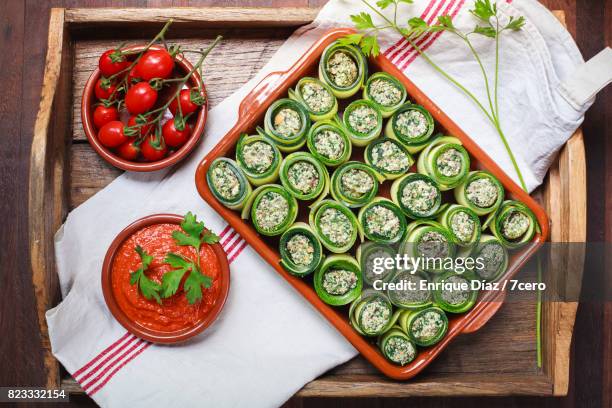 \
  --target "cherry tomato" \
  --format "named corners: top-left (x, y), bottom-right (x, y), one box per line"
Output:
top-left (93, 105), bottom-right (119, 129)
top-left (98, 49), bottom-right (130, 77)
top-left (162, 120), bottom-right (191, 148)
top-left (141, 136), bottom-right (168, 161)
top-left (98, 121), bottom-right (128, 148)
top-left (117, 141), bottom-right (141, 161)
top-left (94, 78), bottom-right (117, 100)
top-left (127, 115), bottom-right (153, 137)
top-left (169, 89), bottom-right (202, 116)
top-left (135, 50), bottom-right (175, 80)
top-left (125, 82), bottom-right (157, 115)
